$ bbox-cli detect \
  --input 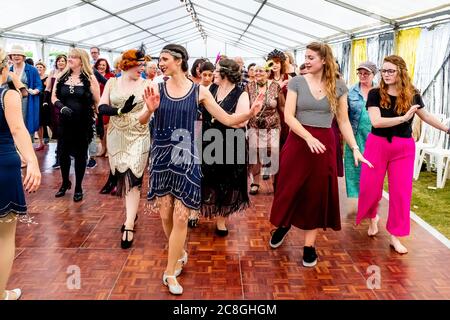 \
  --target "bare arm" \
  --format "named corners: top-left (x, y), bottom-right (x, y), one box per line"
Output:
top-left (337, 93), bottom-right (373, 167)
top-left (140, 82), bottom-right (160, 124)
top-left (98, 78), bottom-right (112, 106)
top-left (4, 90), bottom-right (41, 192)
top-left (277, 88), bottom-right (286, 117)
top-left (416, 108), bottom-right (449, 132)
top-left (229, 91), bottom-right (250, 129)
top-left (200, 86), bottom-right (263, 127)
top-left (368, 105), bottom-right (418, 128)
top-left (90, 75), bottom-right (101, 113)
top-left (51, 76), bottom-right (59, 105)
top-left (336, 93), bottom-right (358, 149)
